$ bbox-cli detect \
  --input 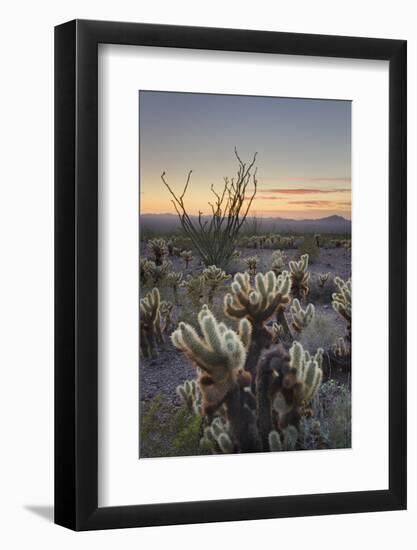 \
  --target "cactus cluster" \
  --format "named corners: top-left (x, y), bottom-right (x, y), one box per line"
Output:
top-left (147, 238), bottom-right (168, 265)
top-left (290, 299), bottom-right (315, 332)
top-left (289, 341), bottom-right (323, 404)
top-left (142, 259), bottom-right (172, 286)
top-left (268, 426), bottom-right (298, 452)
top-left (289, 253), bottom-right (310, 299)
top-left (180, 274), bottom-right (205, 306)
top-left (171, 305), bottom-right (252, 414)
top-left (202, 265), bottom-right (231, 303)
top-left (332, 276), bottom-right (351, 341)
top-left (200, 416), bottom-right (234, 454)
